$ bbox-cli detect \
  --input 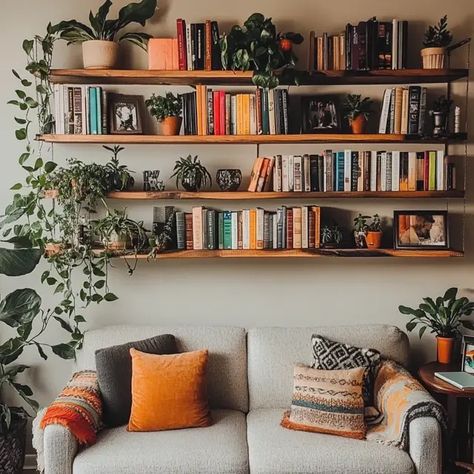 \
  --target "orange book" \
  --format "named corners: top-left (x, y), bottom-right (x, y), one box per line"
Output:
top-left (249, 209), bottom-right (257, 249)
top-left (171, 38), bottom-right (179, 70)
top-left (196, 85), bottom-right (202, 135)
top-left (205, 20), bottom-right (212, 71)
top-left (263, 156), bottom-right (275, 191)
top-left (148, 38), bottom-right (168, 69)
top-left (248, 157), bottom-right (264, 192)
top-left (201, 85), bottom-right (208, 135)
top-left (257, 158), bottom-right (270, 192)
top-left (237, 94), bottom-right (243, 135)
